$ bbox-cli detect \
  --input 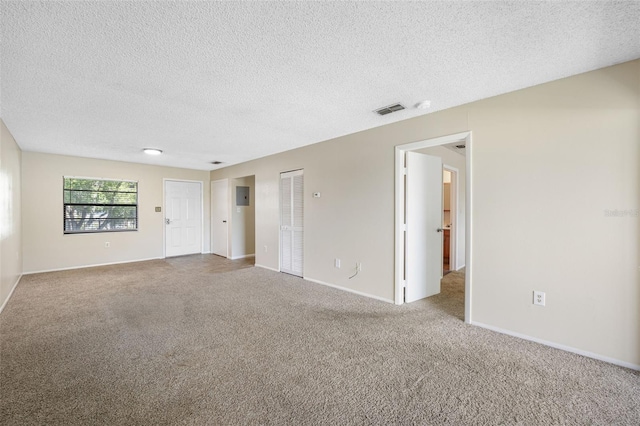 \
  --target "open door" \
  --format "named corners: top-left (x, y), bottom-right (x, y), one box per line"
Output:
top-left (405, 152), bottom-right (443, 302)
top-left (211, 179), bottom-right (229, 257)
